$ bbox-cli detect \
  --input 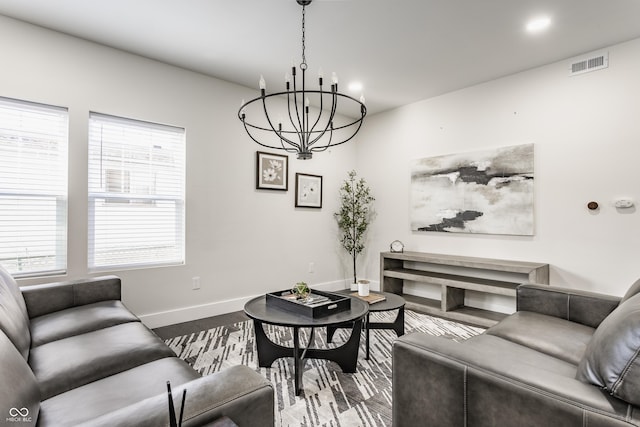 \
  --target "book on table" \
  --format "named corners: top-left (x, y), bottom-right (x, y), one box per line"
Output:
top-left (350, 292), bottom-right (386, 304)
